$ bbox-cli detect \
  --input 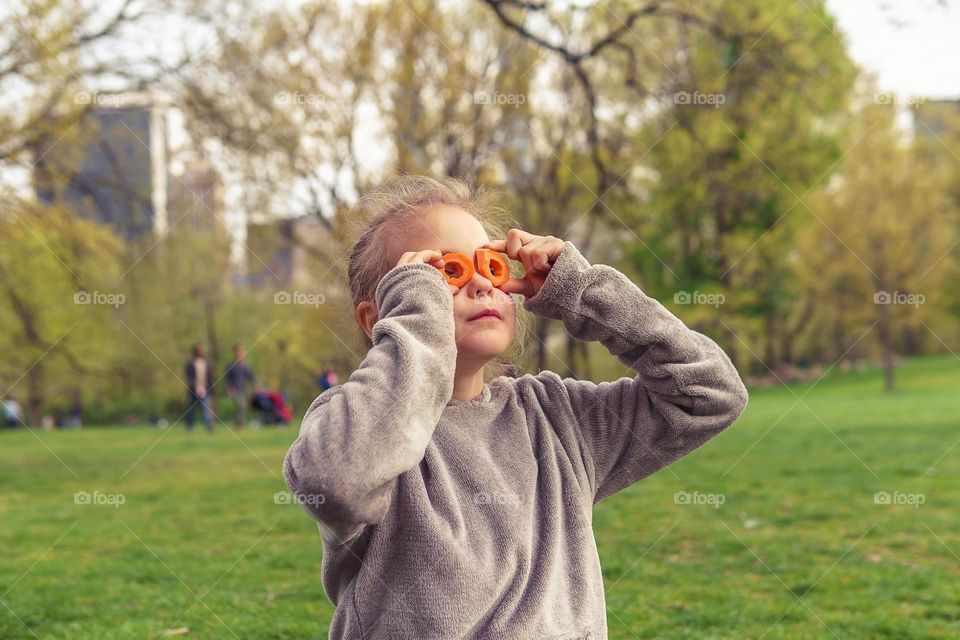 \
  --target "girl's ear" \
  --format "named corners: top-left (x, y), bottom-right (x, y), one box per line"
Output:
top-left (355, 301), bottom-right (378, 340)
